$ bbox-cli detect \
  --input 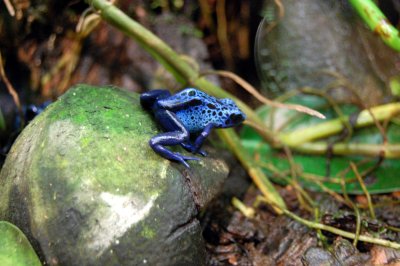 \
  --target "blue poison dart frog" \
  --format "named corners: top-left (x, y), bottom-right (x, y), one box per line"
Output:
top-left (1, 101), bottom-right (51, 157)
top-left (14, 101), bottom-right (52, 130)
top-left (140, 88), bottom-right (246, 168)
